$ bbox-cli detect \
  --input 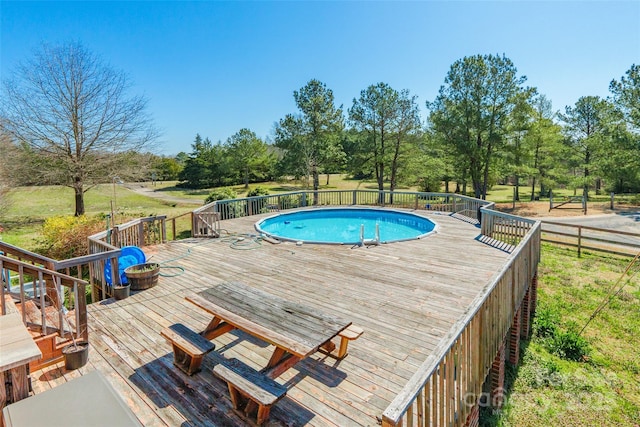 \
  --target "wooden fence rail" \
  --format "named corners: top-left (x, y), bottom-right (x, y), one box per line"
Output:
top-left (541, 220), bottom-right (640, 257)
